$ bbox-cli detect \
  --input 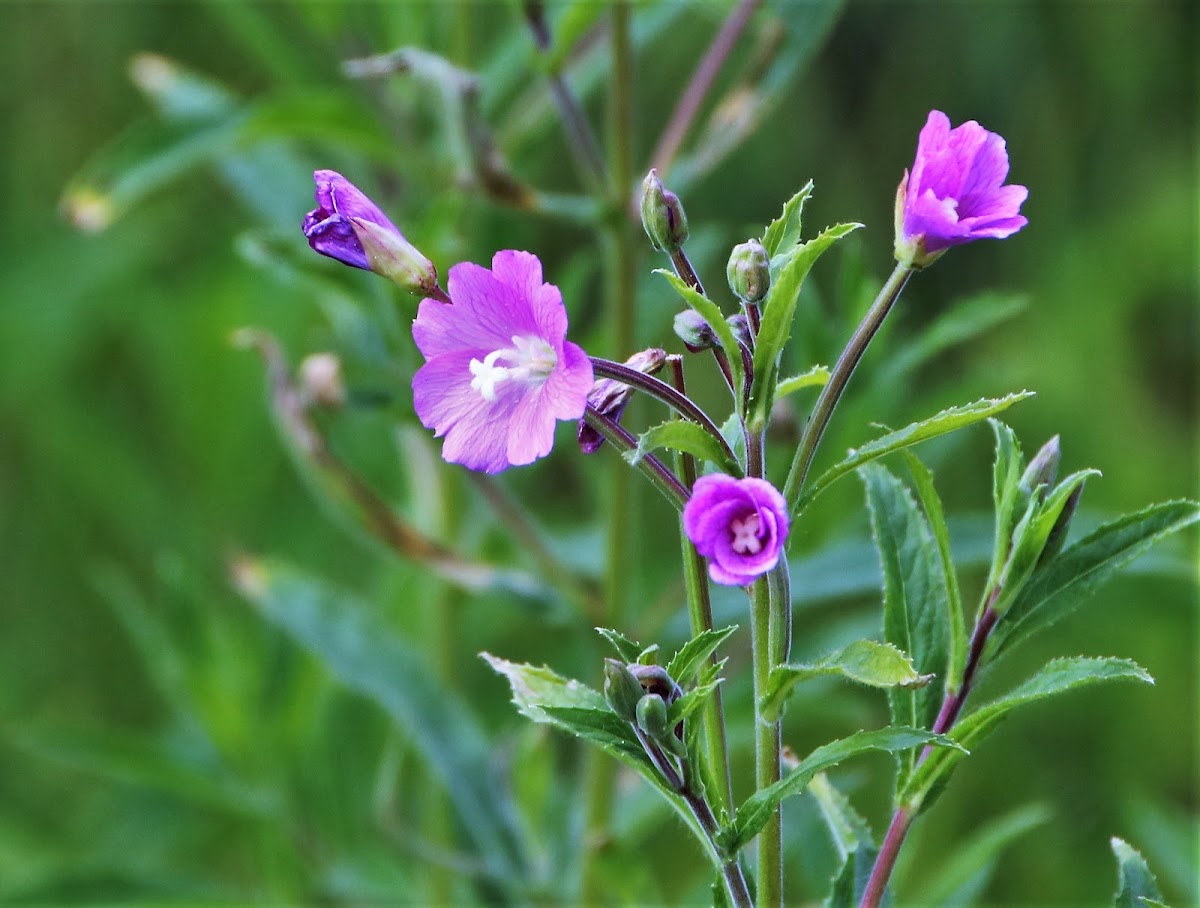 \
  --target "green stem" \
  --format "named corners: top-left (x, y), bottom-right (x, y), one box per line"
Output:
top-left (783, 262), bottom-right (913, 510)
top-left (750, 574), bottom-right (783, 907)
